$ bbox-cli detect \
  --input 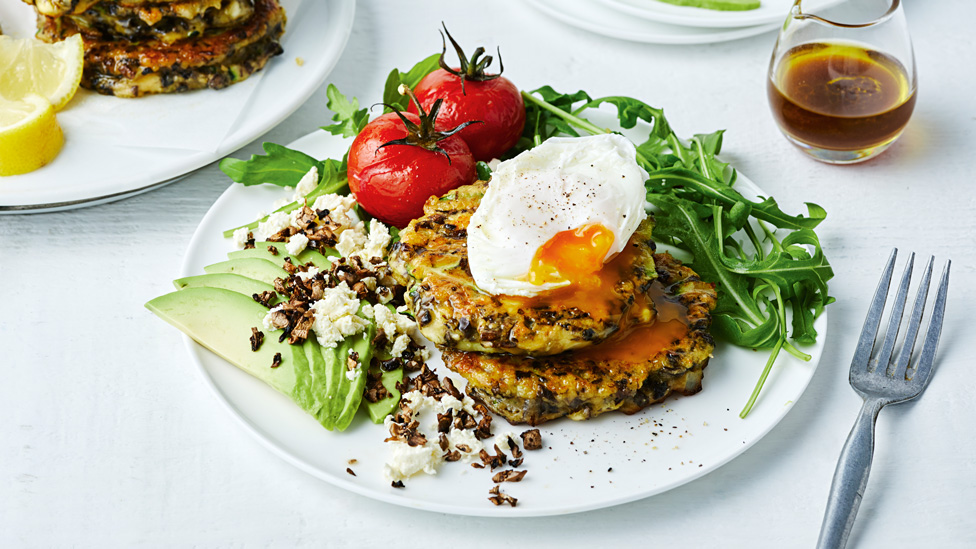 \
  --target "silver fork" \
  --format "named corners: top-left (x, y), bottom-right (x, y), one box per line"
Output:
top-left (816, 249), bottom-right (951, 549)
